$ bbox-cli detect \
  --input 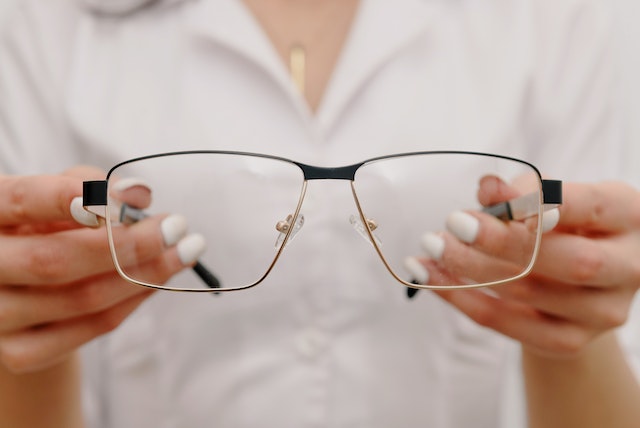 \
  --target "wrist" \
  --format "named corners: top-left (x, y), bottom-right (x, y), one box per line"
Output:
top-left (0, 353), bottom-right (85, 428)
top-left (522, 332), bottom-right (640, 428)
